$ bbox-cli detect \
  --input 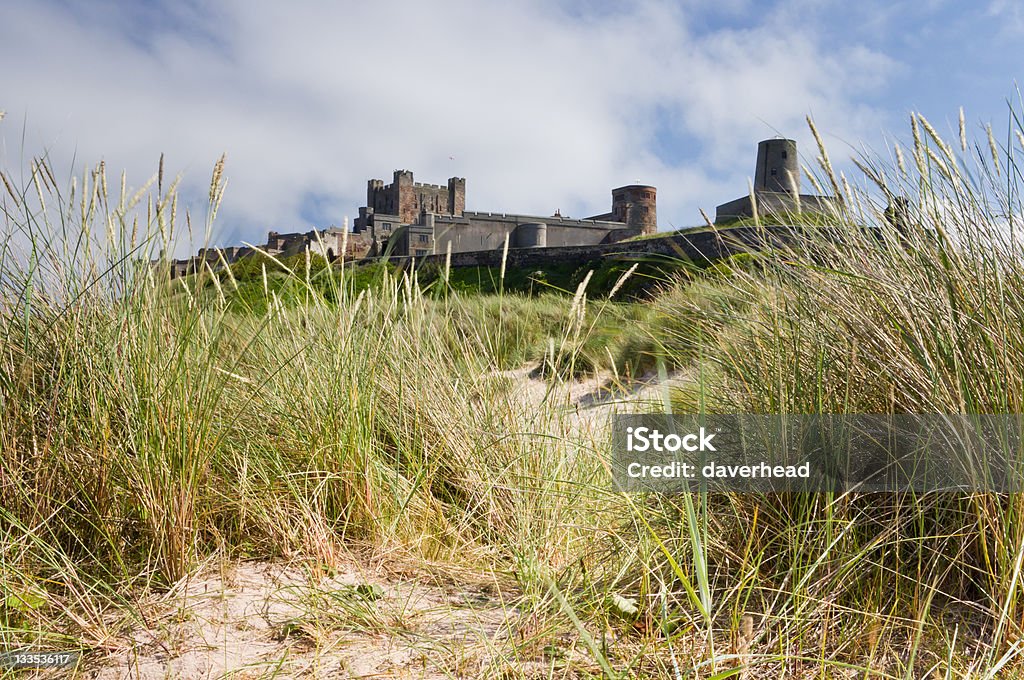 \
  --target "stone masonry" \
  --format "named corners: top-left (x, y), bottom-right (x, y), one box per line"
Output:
top-left (353, 170), bottom-right (657, 258)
